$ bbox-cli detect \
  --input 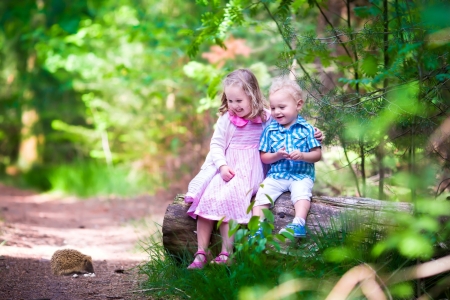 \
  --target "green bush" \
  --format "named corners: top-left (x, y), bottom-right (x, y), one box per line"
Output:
top-left (1, 160), bottom-right (155, 198)
top-left (138, 210), bottom-right (411, 300)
